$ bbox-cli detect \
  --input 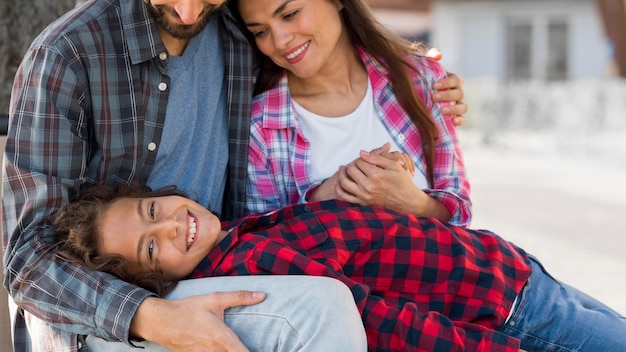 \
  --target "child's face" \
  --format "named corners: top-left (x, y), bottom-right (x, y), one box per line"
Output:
top-left (98, 195), bottom-right (227, 280)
